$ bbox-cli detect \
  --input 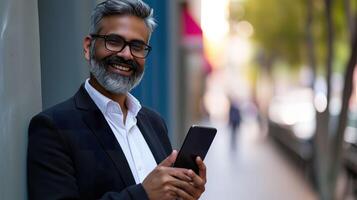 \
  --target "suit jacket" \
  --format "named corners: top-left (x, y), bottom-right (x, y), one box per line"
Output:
top-left (27, 85), bottom-right (172, 200)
